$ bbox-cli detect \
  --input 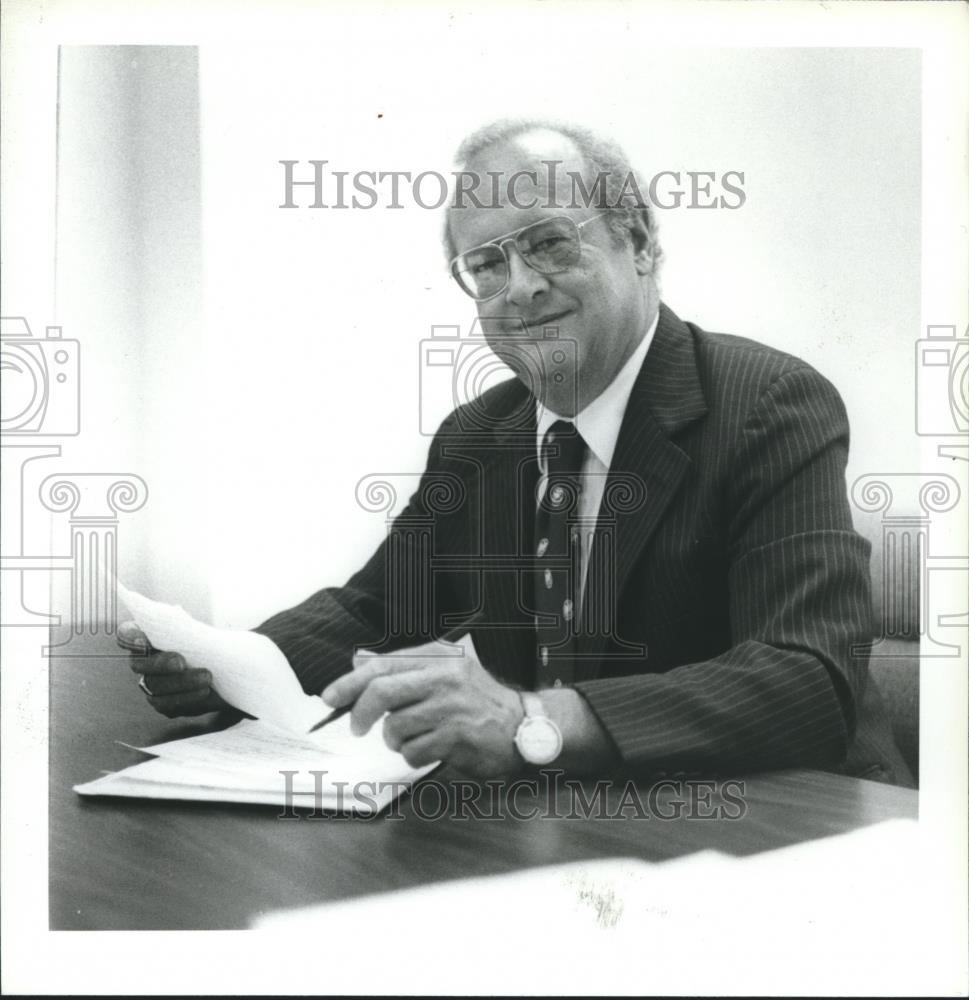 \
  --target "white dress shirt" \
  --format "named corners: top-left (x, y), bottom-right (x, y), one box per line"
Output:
top-left (535, 310), bottom-right (659, 606)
